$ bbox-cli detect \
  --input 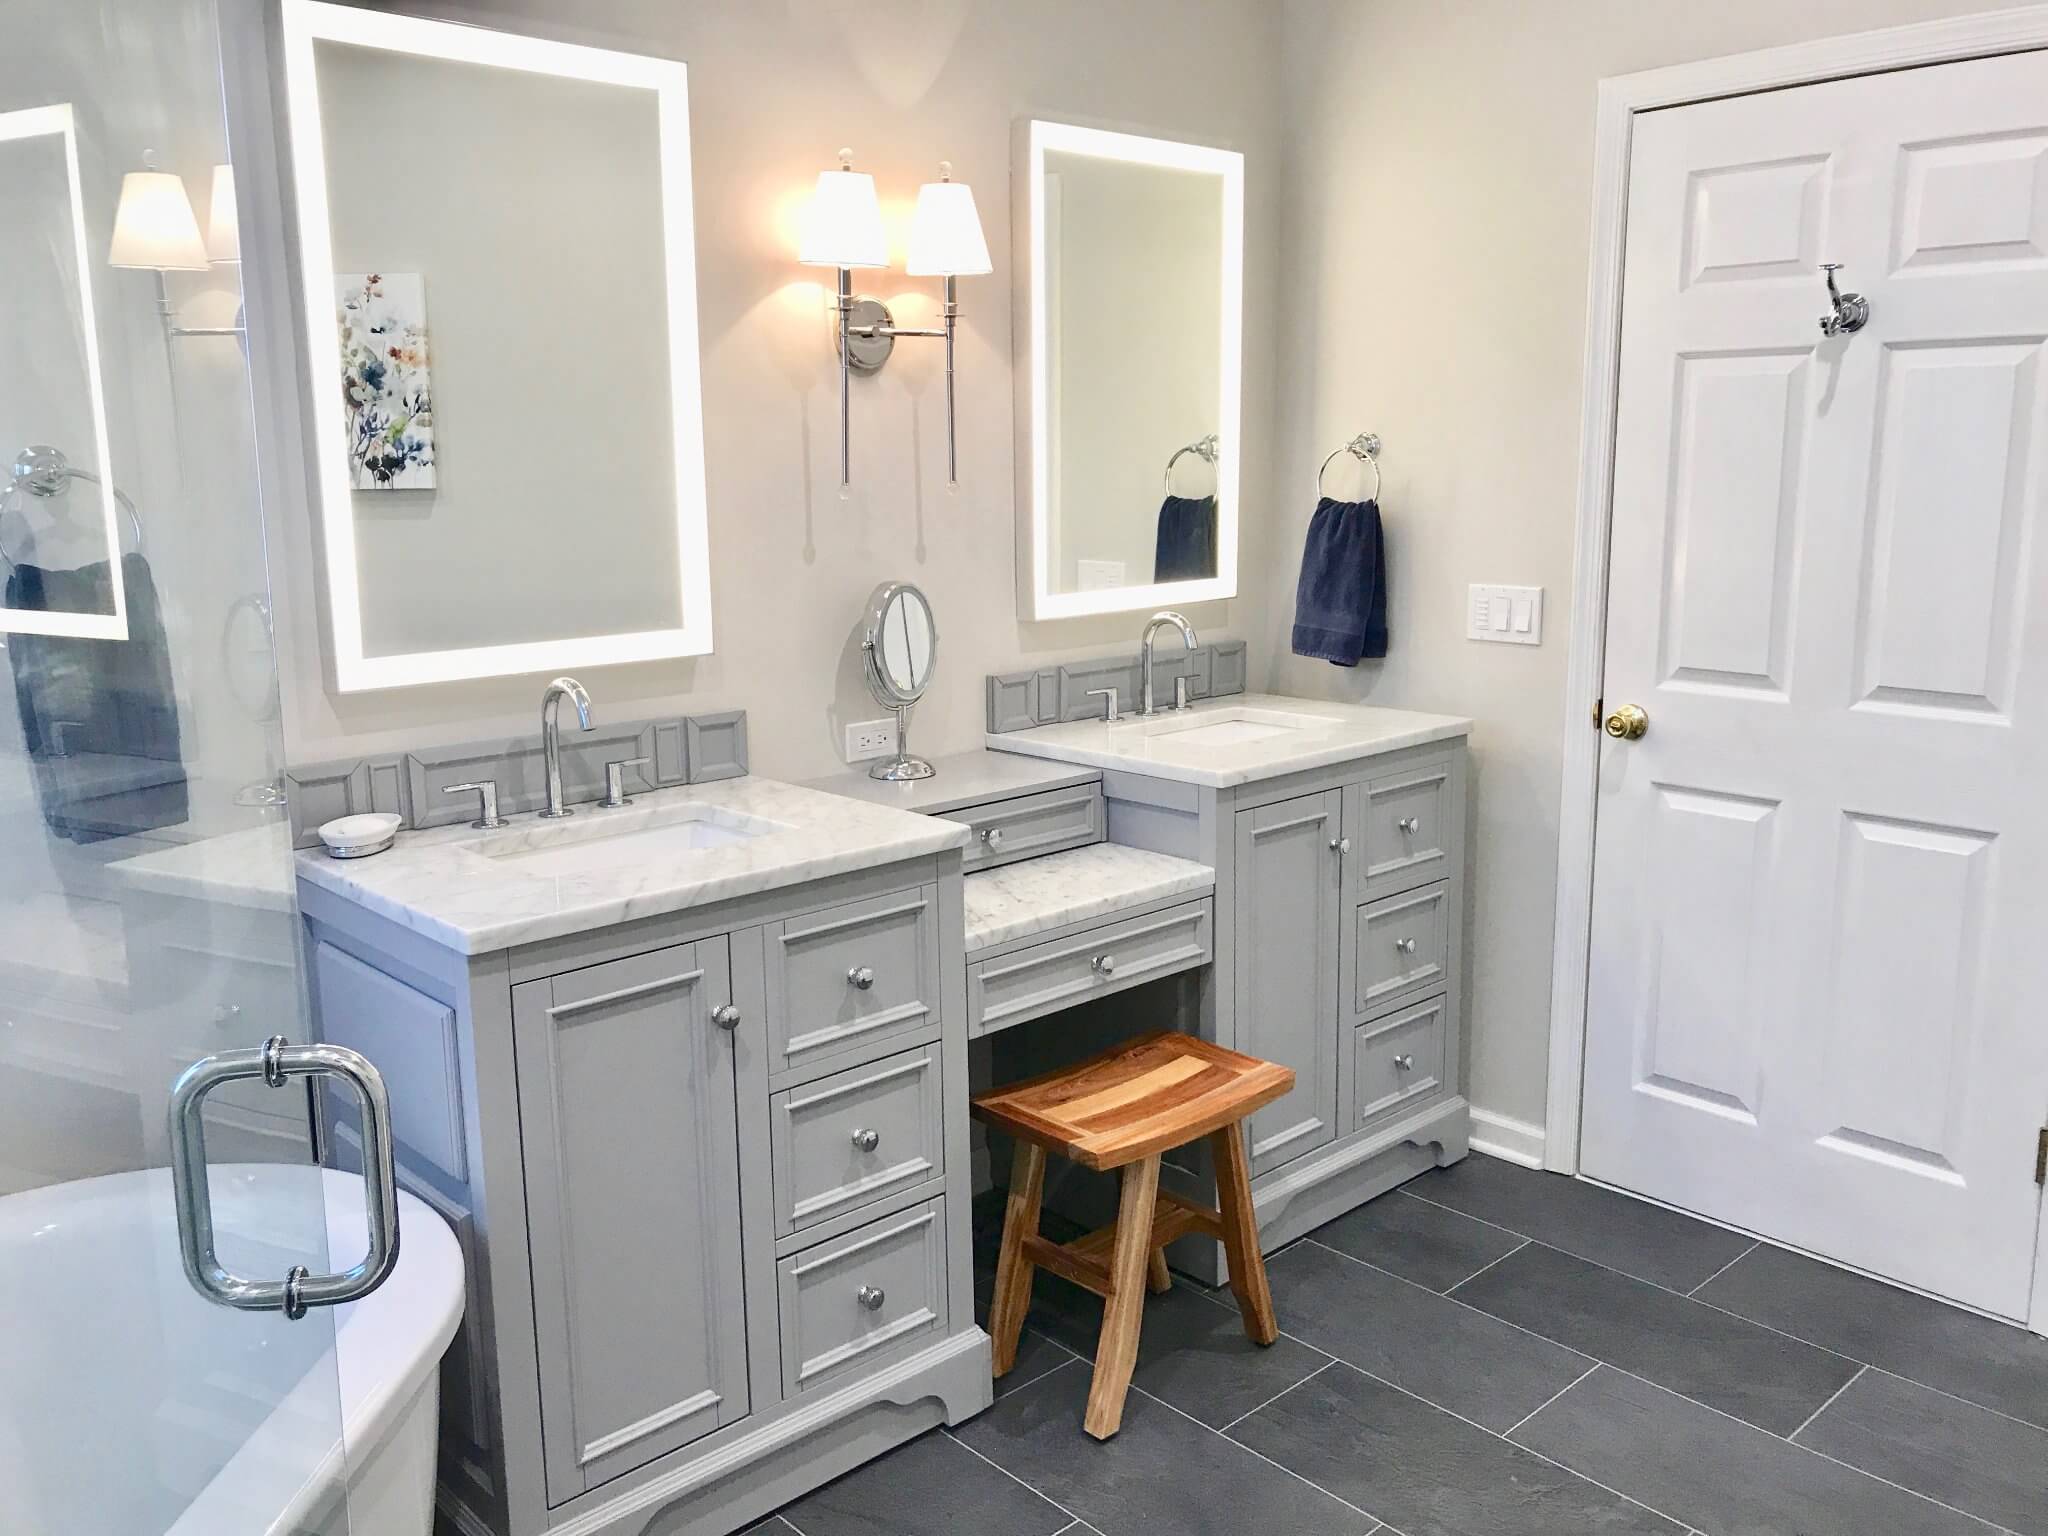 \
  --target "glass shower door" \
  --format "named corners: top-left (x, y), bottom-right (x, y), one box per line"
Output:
top-left (0, 3), bottom-right (363, 1531)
